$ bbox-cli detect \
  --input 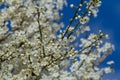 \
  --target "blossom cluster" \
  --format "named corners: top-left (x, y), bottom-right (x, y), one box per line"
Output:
top-left (0, 0), bottom-right (114, 80)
